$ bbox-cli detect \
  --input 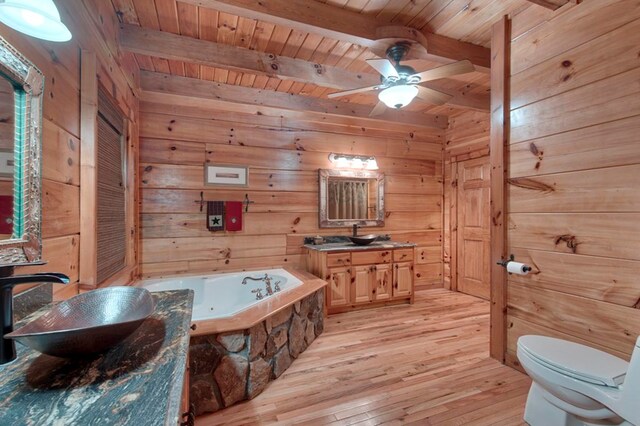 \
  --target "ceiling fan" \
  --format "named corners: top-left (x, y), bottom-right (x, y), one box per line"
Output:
top-left (328, 43), bottom-right (475, 116)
